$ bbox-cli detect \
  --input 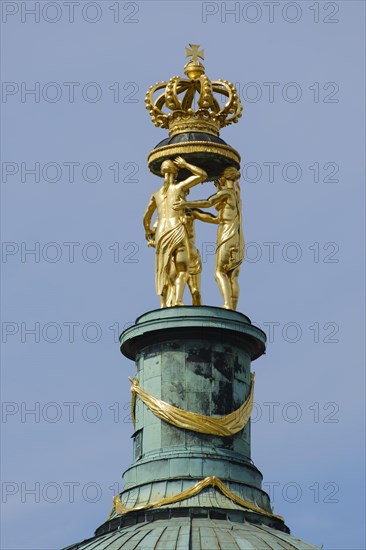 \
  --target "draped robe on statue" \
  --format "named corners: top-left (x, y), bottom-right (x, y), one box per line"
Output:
top-left (155, 219), bottom-right (187, 296)
top-left (215, 188), bottom-right (244, 272)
